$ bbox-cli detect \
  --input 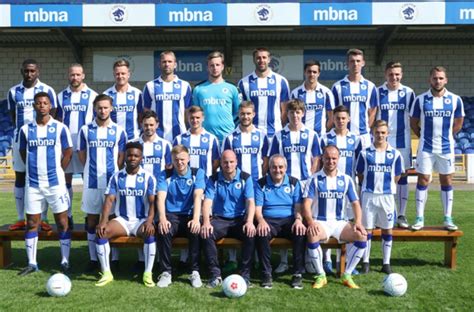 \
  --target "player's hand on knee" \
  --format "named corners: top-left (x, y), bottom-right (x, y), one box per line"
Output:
top-left (257, 221), bottom-right (270, 237)
top-left (158, 219), bottom-right (171, 235)
top-left (96, 222), bottom-right (107, 238)
top-left (353, 222), bottom-right (367, 237)
top-left (188, 219), bottom-right (201, 234)
top-left (306, 221), bottom-right (320, 237)
top-left (200, 222), bottom-right (213, 239)
top-left (143, 221), bottom-right (155, 237)
top-left (292, 219), bottom-right (306, 236)
top-left (243, 221), bottom-right (256, 238)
